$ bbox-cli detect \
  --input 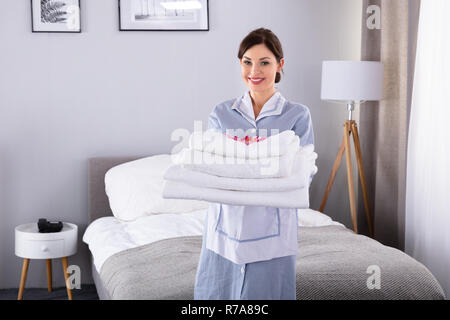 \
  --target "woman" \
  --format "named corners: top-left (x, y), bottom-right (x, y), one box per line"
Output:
top-left (194, 28), bottom-right (315, 300)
